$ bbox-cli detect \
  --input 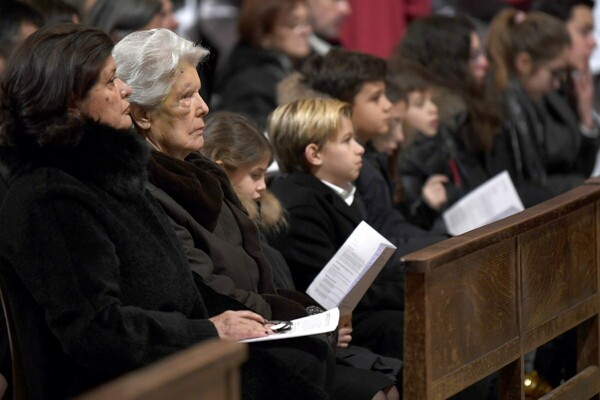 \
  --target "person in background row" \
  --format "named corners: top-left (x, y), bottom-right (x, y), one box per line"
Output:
top-left (85, 0), bottom-right (177, 42)
top-left (531, 0), bottom-right (599, 188)
top-left (486, 8), bottom-right (574, 206)
top-left (212, 0), bottom-right (313, 130)
top-left (306, 0), bottom-right (352, 54)
top-left (24, 0), bottom-right (81, 25)
top-left (0, 0), bottom-right (44, 73)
